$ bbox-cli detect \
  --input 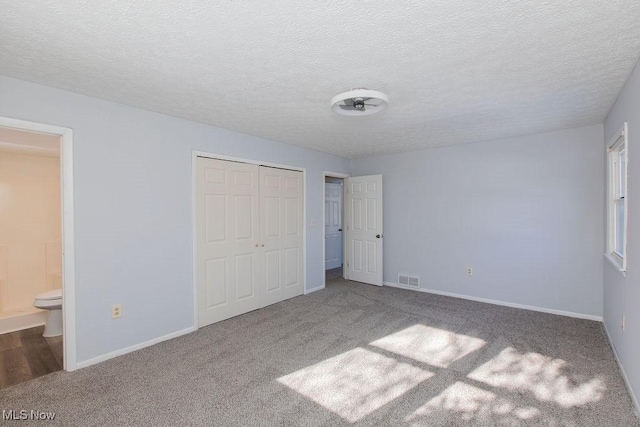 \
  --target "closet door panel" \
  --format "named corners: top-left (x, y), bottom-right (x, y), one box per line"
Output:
top-left (282, 173), bottom-right (303, 299)
top-left (196, 157), bottom-right (260, 327)
top-left (260, 167), bottom-right (303, 306)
